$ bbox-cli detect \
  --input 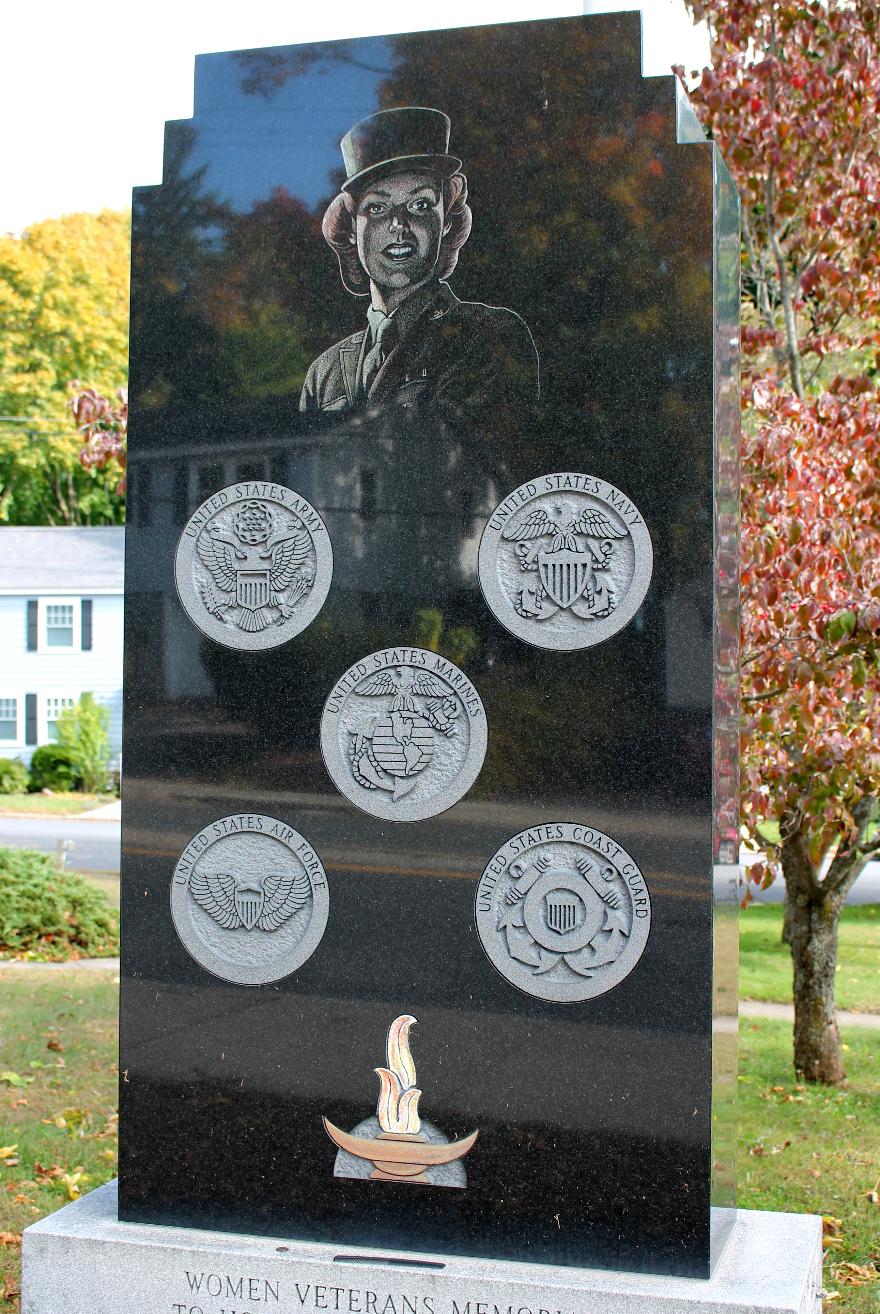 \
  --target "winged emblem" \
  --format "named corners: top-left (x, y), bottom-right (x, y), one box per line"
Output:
top-left (356, 669), bottom-right (449, 712)
top-left (190, 867), bottom-right (311, 931)
top-left (502, 501), bottom-right (627, 561)
top-left (195, 501), bottom-right (314, 633)
top-left (500, 499), bottom-right (628, 620)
